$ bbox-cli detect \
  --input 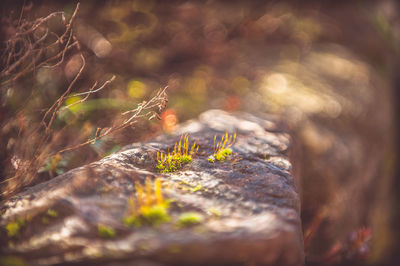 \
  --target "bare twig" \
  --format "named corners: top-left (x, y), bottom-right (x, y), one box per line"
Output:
top-left (0, 3), bottom-right (80, 85)
top-left (0, 2), bottom-right (168, 199)
top-left (41, 53), bottom-right (86, 133)
top-left (56, 86), bottom-right (168, 155)
top-left (66, 75), bottom-right (116, 99)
